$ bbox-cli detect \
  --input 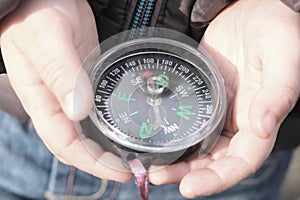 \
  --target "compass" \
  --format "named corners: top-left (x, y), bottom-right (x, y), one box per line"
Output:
top-left (81, 37), bottom-right (226, 167)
